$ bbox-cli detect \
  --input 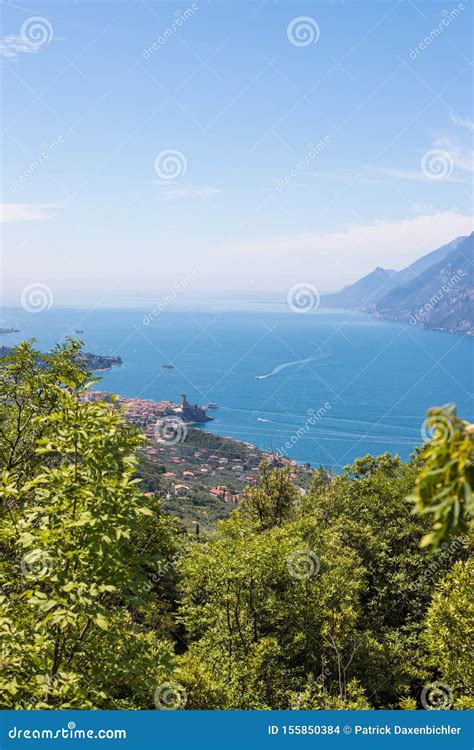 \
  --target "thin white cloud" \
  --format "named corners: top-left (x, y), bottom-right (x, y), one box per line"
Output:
top-left (0, 35), bottom-right (39, 60)
top-left (449, 111), bottom-right (474, 132)
top-left (378, 112), bottom-right (474, 183)
top-left (212, 212), bottom-right (474, 289)
top-left (160, 187), bottom-right (221, 201)
top-left (433, 137), bottom-right (474, 174)
top-left (0, 203), bottom-right (60, 222)
top-left (378, 166), bottom-right (469, 184)
top-left (0, 19), bottom-right (55, 60)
